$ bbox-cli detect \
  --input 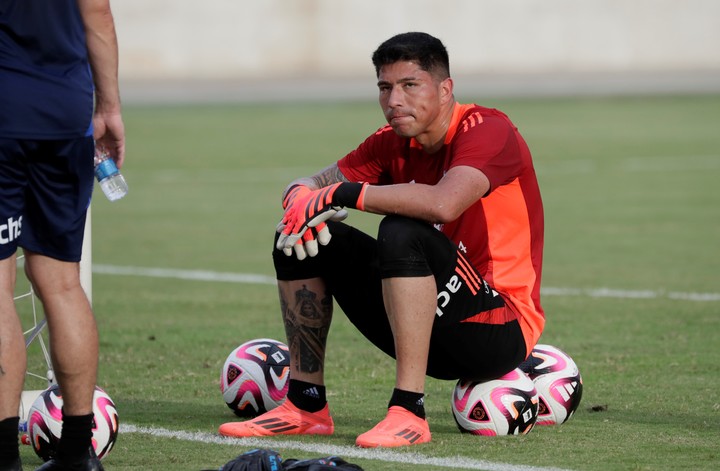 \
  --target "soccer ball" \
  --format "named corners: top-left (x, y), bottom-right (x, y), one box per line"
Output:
top-left (220, 338), bottom-right (290, 417)
top-left (519, 344), bottom-right (583, 425)
top-left (27, 385), bottom-right (119, 461)
top-left (451, 368), bottom-right (539, 436)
